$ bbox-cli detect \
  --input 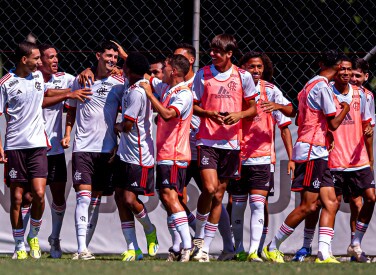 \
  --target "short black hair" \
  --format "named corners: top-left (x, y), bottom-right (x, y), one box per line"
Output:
top-left (175, 43), bottom-right (196, 57)
top-left (352, 58), bottom-right (369, 74)
top-left (97, 40), bottom-right (118, 53)
top-left (338, 54), bottom-right (352, 64)
top-left (14, 41), bottom-right (38, 62)
top-left (167, 54), bottom-right (190, 77)
top-left (38, 44), bottom-right (56, 57)
top-left (239, 51), bottom-right (274, 82)
top-left (125, 52), bottom-right (150, 76)
top-left (317, 50), bottom-right (341, 67)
